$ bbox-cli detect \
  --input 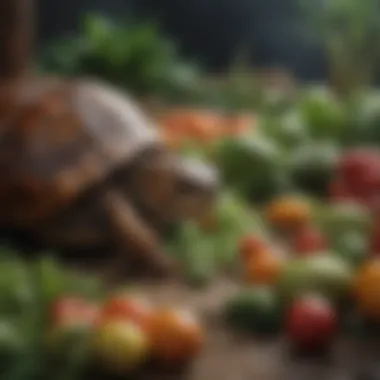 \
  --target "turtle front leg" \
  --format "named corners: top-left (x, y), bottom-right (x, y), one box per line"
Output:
top-left (104, 190), bottom-right (179, 280)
